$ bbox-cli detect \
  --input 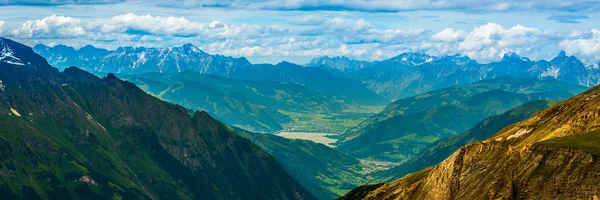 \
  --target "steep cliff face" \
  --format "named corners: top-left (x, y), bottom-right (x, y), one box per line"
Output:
top-left (344, 83), bottom-right (600, 199)
top-left (365, 142), bottom-right (600, 199)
